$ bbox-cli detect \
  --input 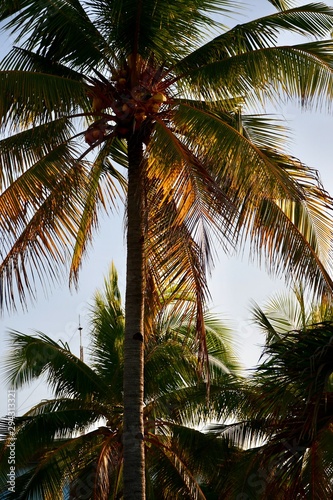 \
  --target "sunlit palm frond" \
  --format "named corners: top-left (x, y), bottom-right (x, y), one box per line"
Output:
top-left (0, 158), bottom-right (92, 310)
top-left (172, 104), bottom-right (303, 202)
top-left (146, 193), bottom-right (213, 372)
top-left (69, 140), bottom-right (127, 285)
top-left (268, 0), bottom-right (294, 10)
top-left (245, 195), bottom-right (333, 297)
